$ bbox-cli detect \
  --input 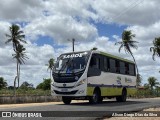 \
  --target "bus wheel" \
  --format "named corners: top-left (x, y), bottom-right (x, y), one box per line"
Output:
top-left (62, 96), bottom-right (72, 104)
top-left (116, 89), bottom-right (127, 102)
top-left (89, 89), bottom-right (100, 104)
top-left (99, 97), bottom-right (103, 103)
